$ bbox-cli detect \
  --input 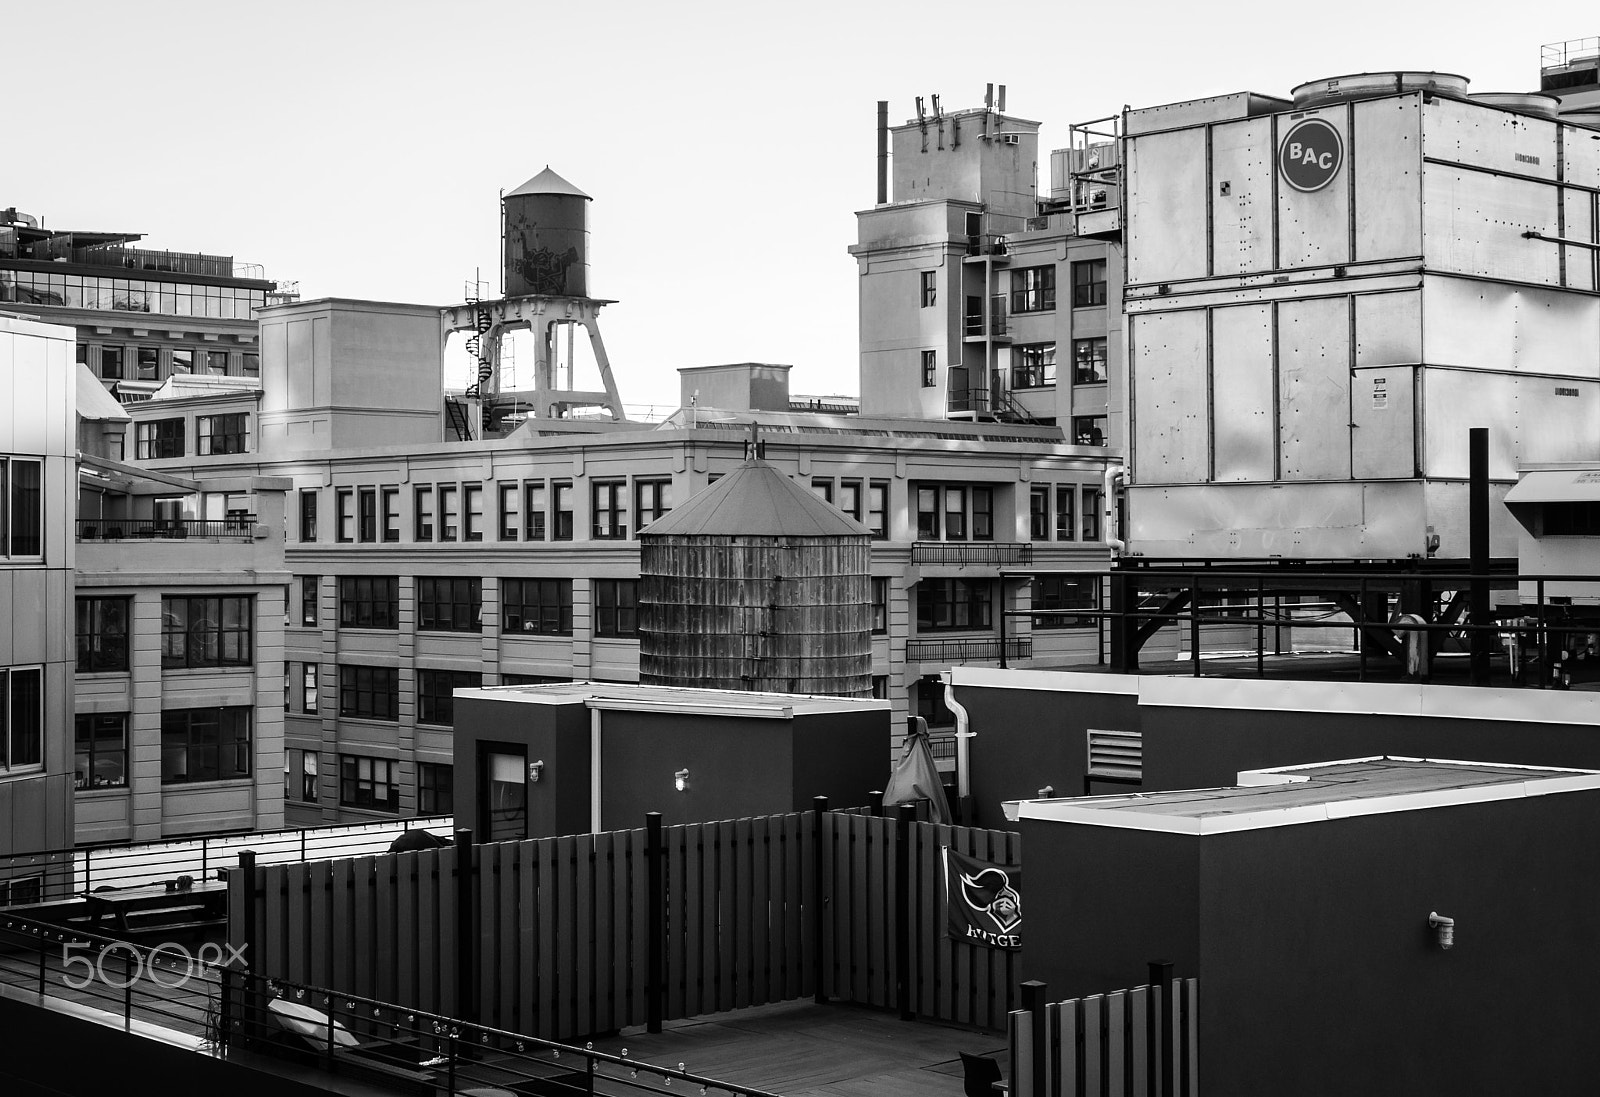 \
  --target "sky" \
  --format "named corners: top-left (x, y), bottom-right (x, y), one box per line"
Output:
top-left (6, 1), bottom-right (1597, 411)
